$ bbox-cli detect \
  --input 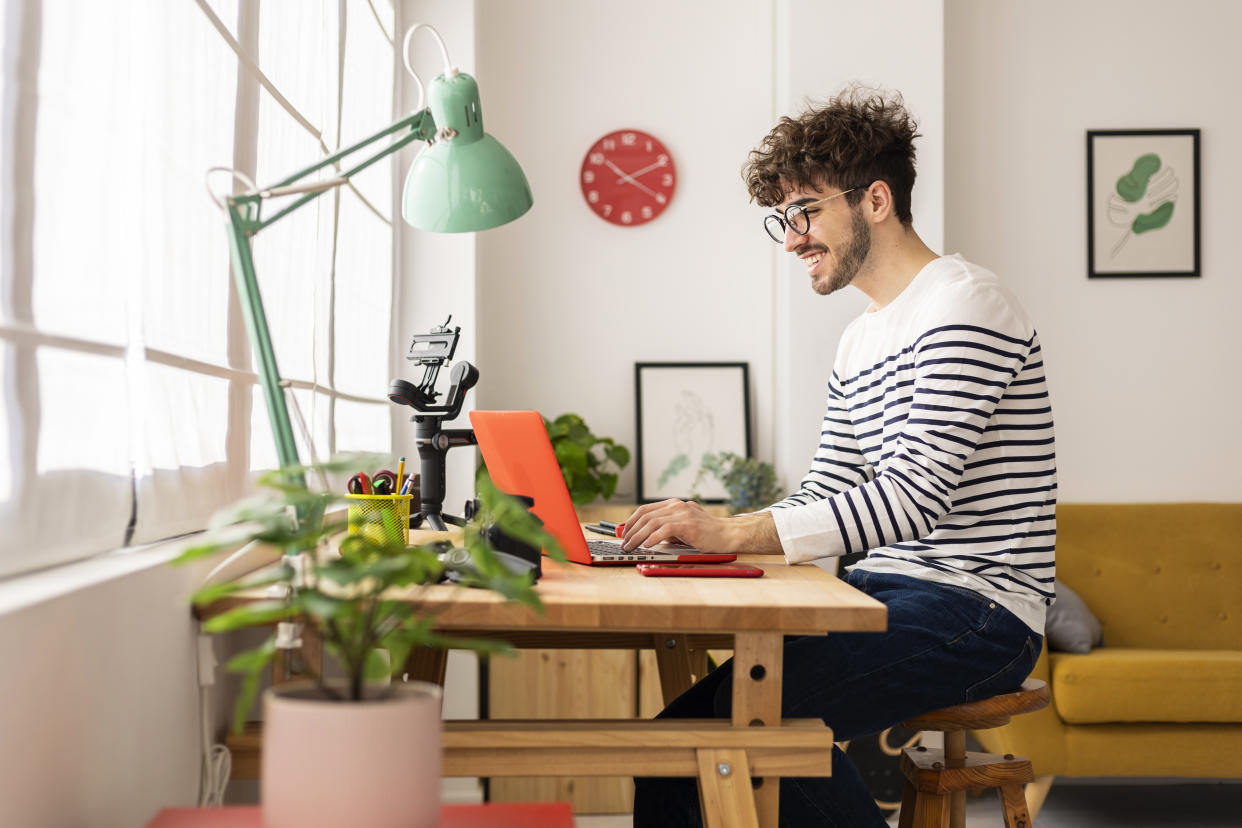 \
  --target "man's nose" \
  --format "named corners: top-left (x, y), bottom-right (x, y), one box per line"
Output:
top-left (782, 222), bottom-right (807, 253)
